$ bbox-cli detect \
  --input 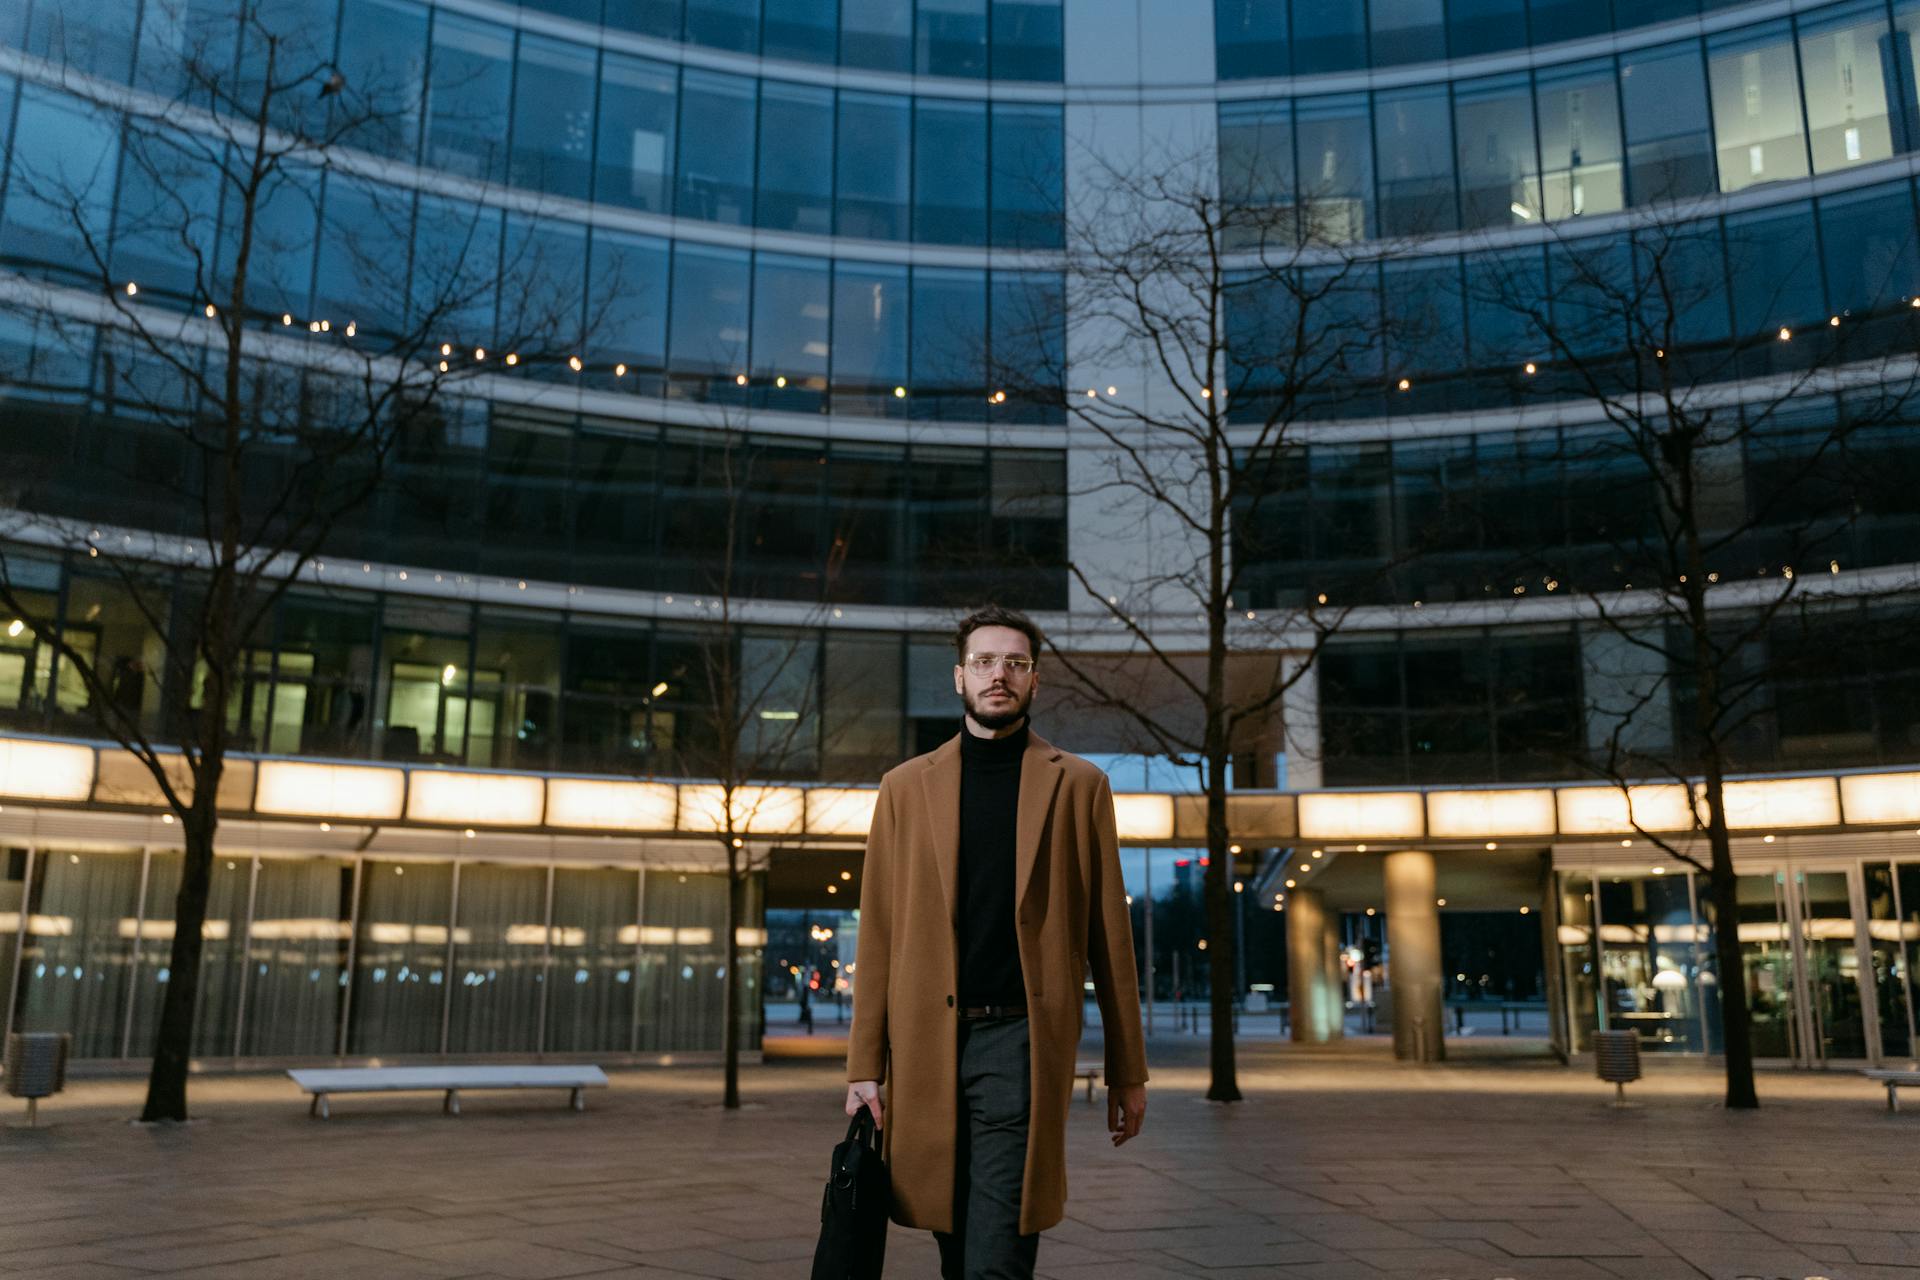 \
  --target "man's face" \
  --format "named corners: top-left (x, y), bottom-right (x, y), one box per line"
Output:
top-left (953, 625), bottom-right (1039, 730)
